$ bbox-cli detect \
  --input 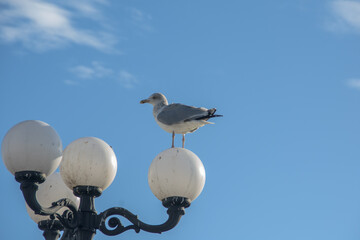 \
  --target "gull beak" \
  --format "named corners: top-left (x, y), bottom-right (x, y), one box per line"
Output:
top-left (140, 99), bottom-right (149, 104)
